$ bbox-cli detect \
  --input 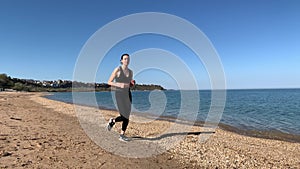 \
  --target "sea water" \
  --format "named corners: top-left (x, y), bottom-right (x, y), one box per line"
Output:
top-left (44, 89), bottom-right (300, 138)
